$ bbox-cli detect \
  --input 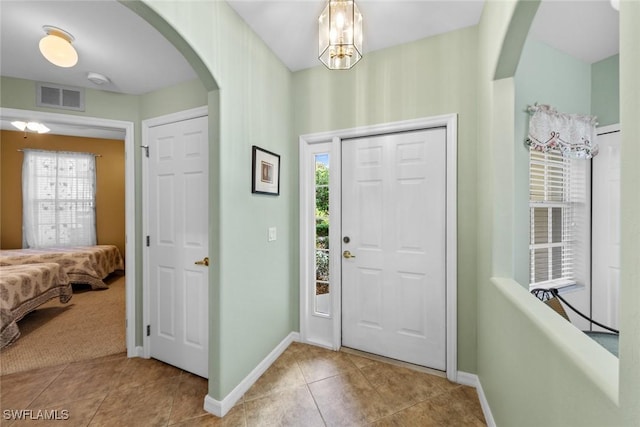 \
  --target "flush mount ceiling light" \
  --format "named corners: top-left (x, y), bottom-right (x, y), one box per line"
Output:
top-left (39, 25), bottom-right (78, 68)
top-left (11, 121), bottom-right (51, 134)
top-left (318, 0), bottom-right (363, 70)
